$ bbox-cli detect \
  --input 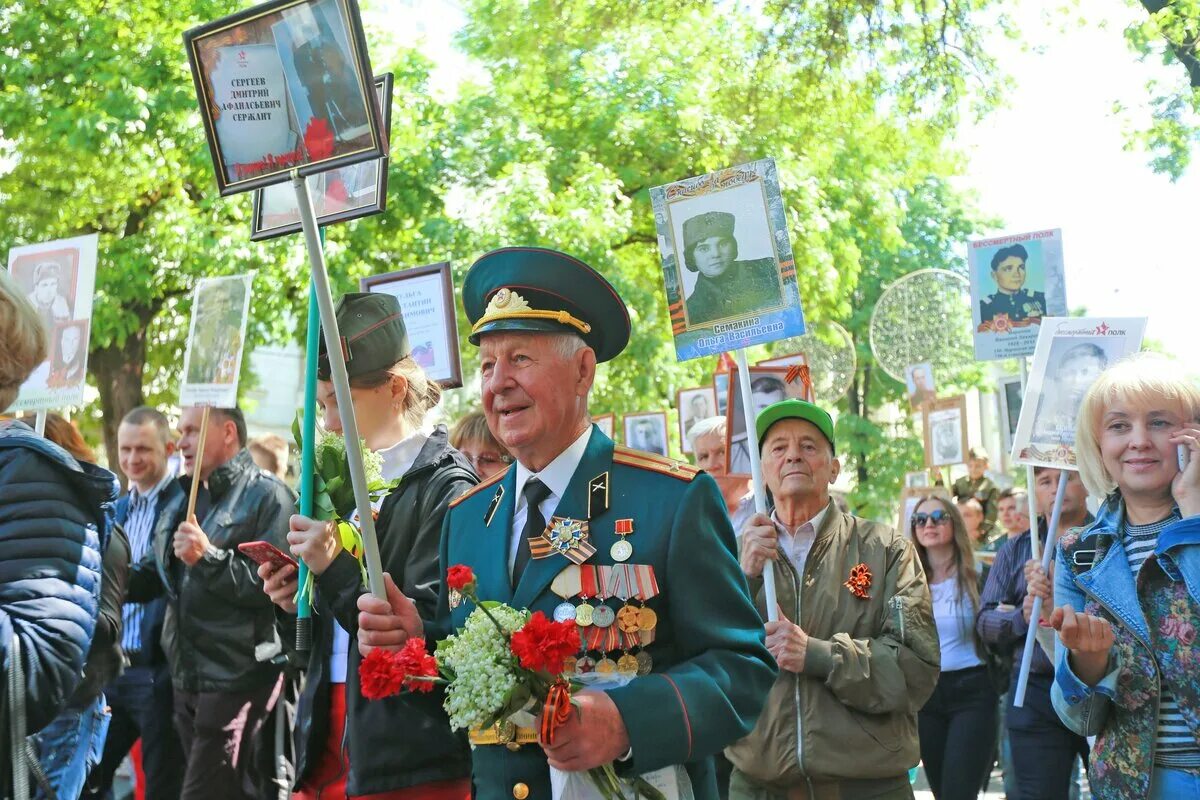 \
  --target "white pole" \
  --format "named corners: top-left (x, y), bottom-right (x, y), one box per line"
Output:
top-left (1020, 357), bottom-right (1040, 560)
top-left (292, 172), bottom-right (386, 600)
top-left (33, 410), bottom-right (47, 436)
top-left (735, 349), bottom-right (778, 623)
top-left (1013, 470), bottom-right (1067, 707)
